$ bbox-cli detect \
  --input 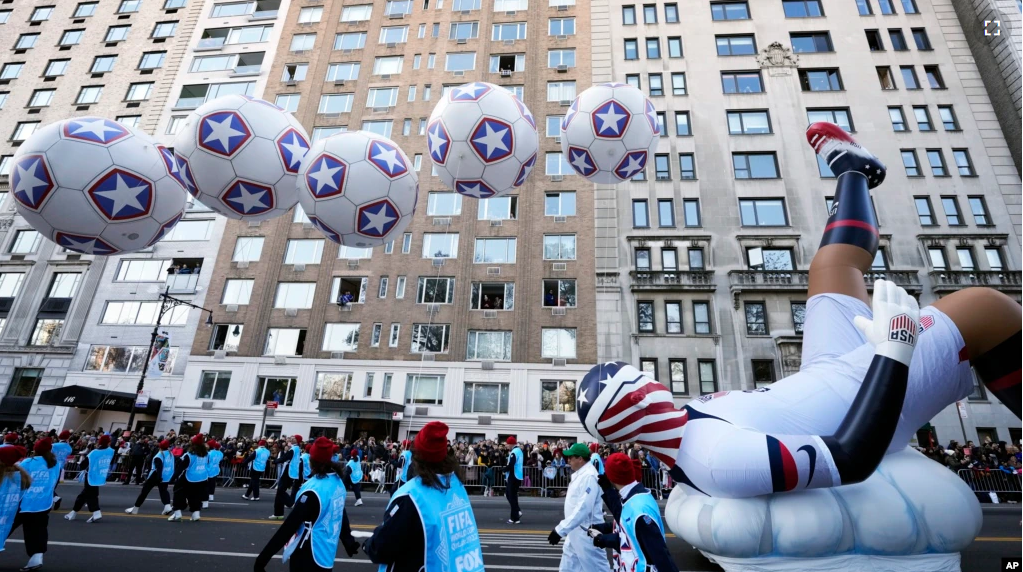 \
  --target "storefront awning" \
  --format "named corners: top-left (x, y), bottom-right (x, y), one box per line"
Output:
top-left (37, 385), bottom-right (162, 415)
top-left (317, 399), bottom-right (404, 414)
